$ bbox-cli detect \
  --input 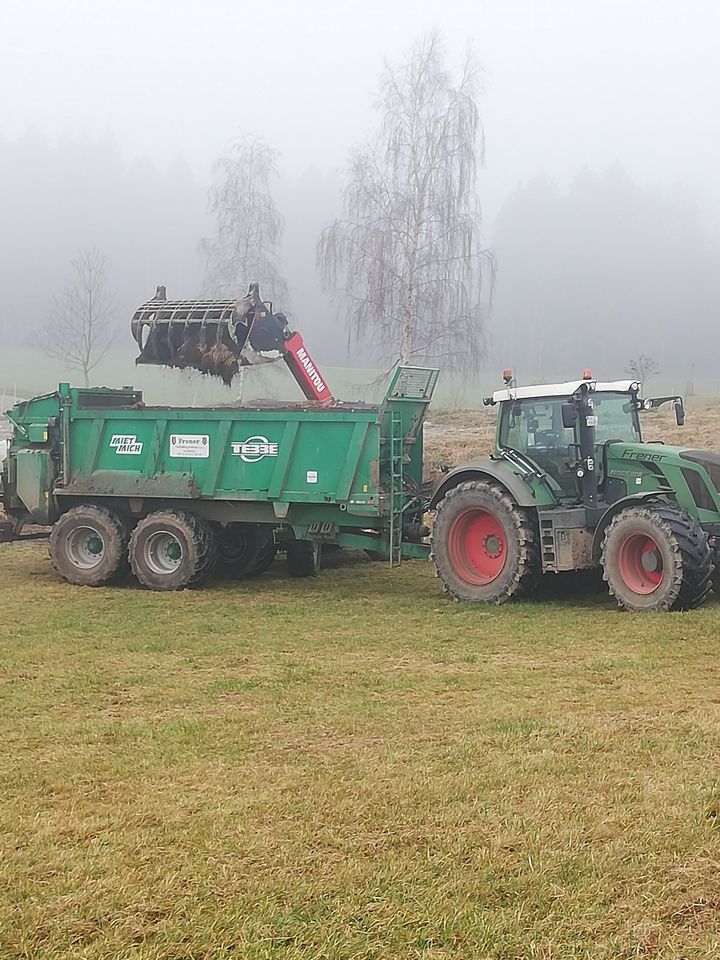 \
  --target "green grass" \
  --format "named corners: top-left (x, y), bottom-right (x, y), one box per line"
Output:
top-left (2, 545), bottom-right (720, 958)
